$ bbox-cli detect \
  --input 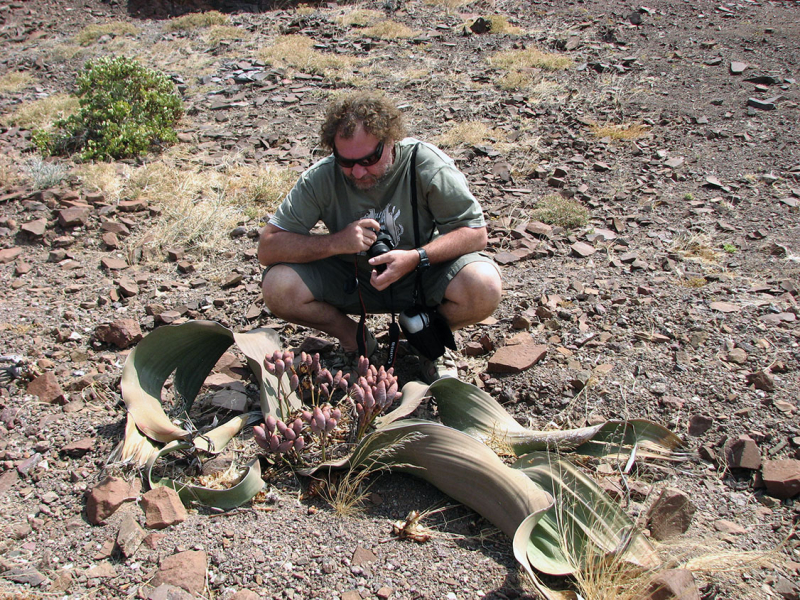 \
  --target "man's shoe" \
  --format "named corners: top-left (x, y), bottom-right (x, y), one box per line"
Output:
top-left (331, 328), bottom-right (378, 371)
top-left (418, 348), bottom-right (459, 384)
